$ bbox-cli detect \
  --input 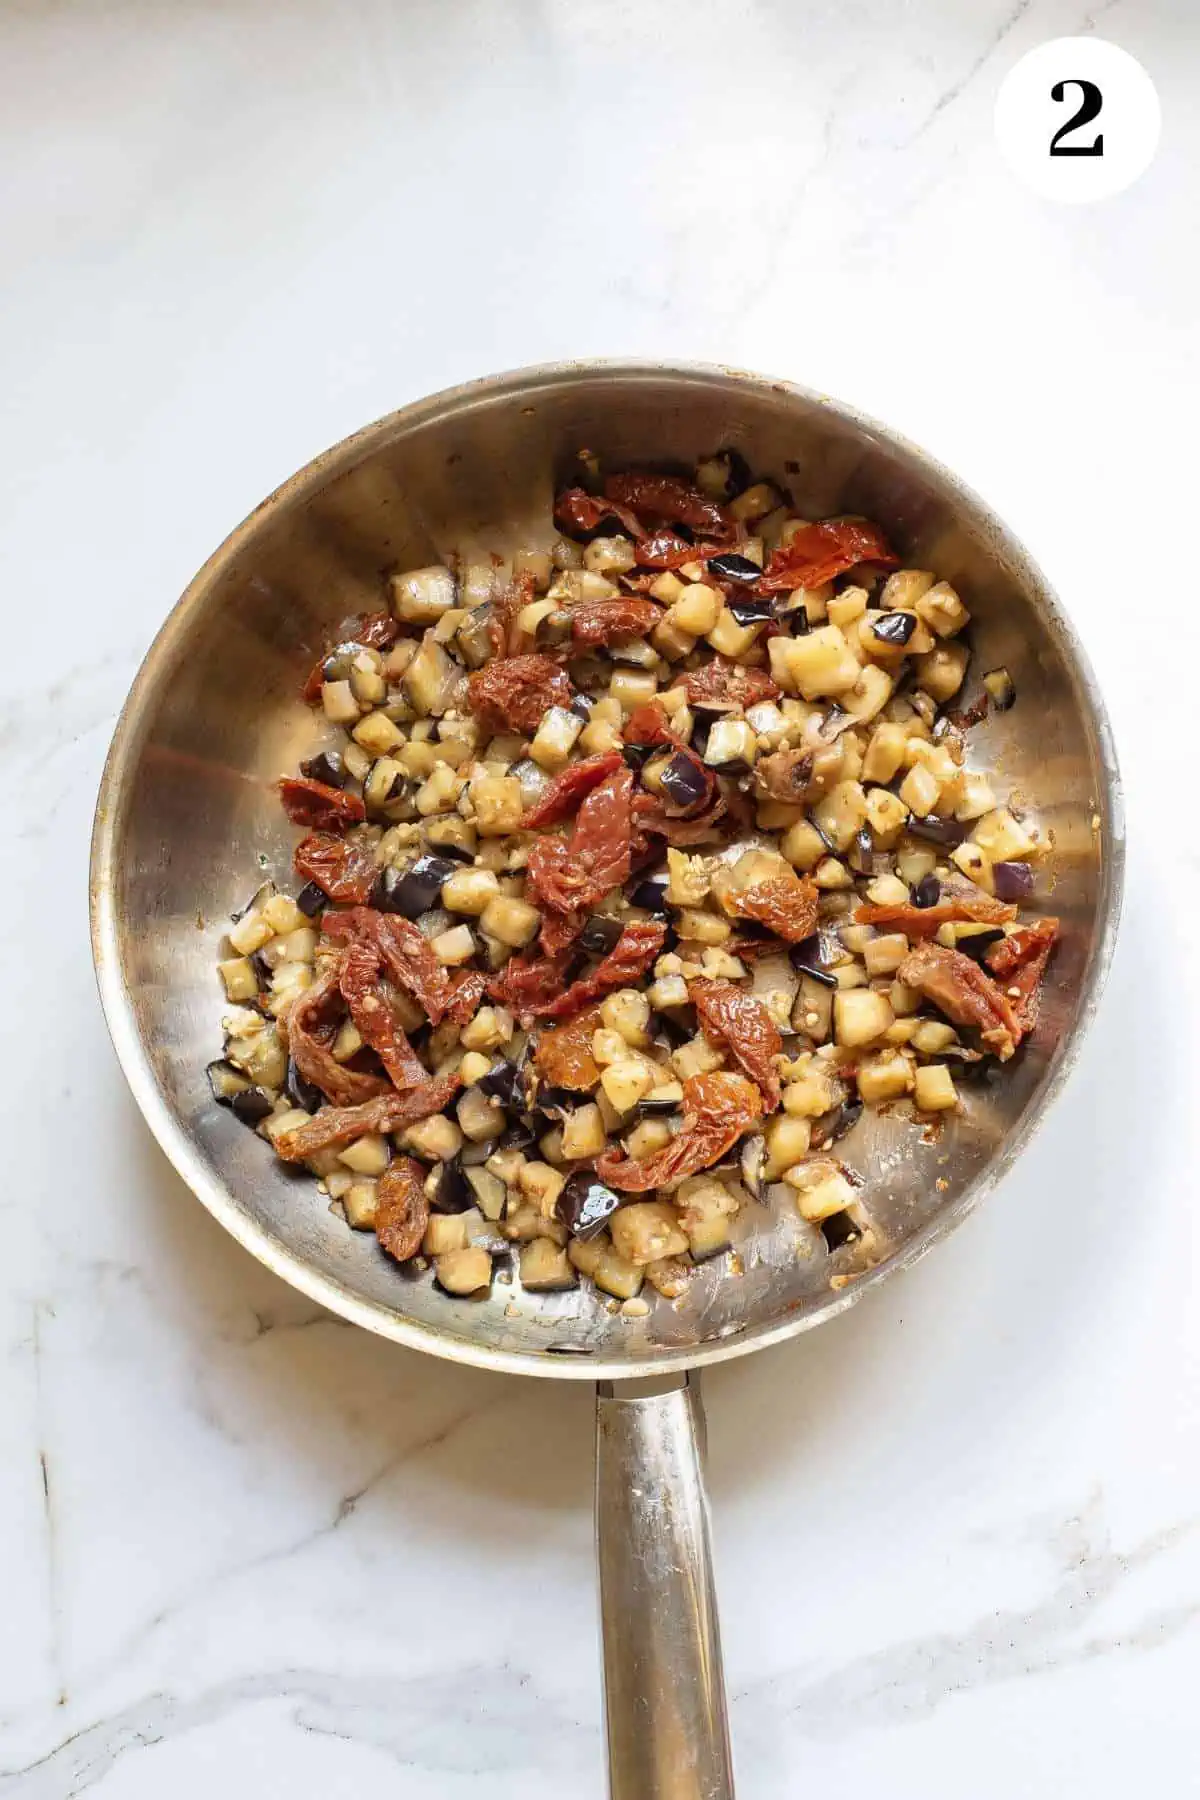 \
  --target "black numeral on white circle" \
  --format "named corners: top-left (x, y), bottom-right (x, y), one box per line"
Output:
top-left (1049, 78), bottom-right (1104, 156)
